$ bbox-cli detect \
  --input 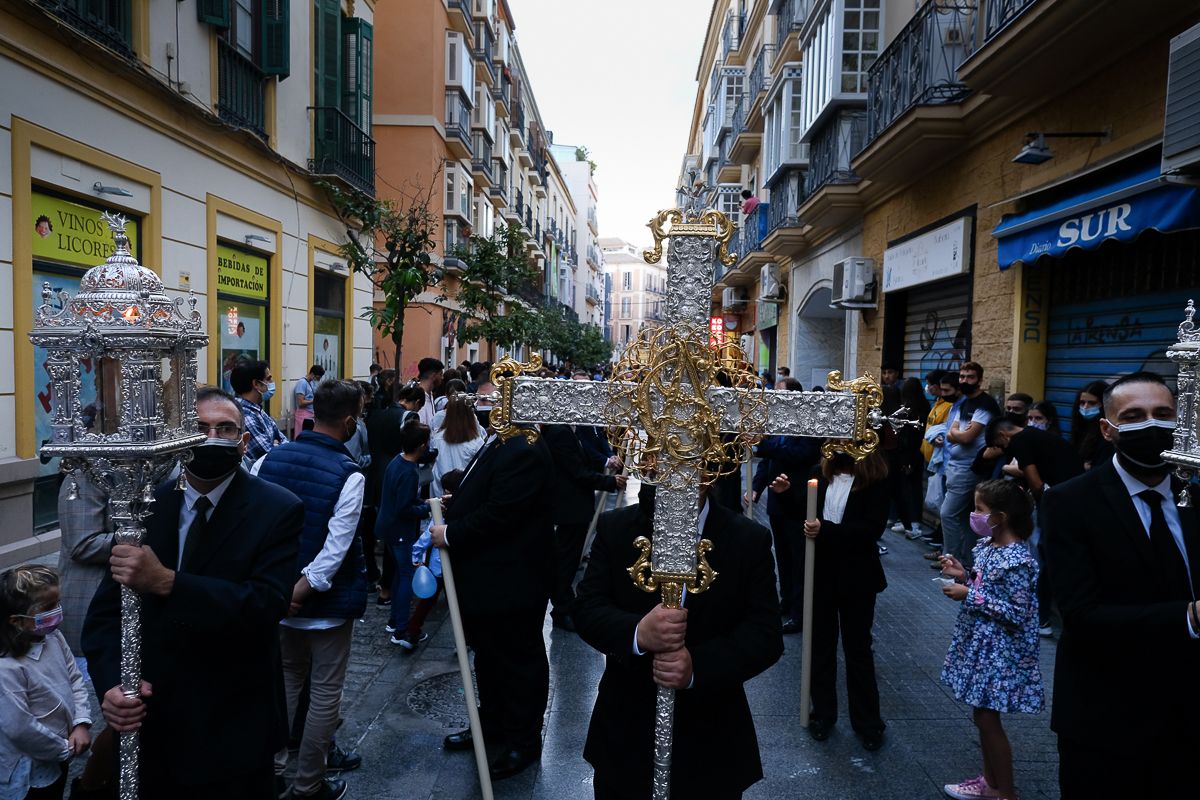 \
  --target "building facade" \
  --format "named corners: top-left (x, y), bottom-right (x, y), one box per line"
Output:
top-left (685, 0), bottom-right (1200, 415)
top-left (600, 237), bottom-right (667, 357)
top-left (551, 144), bottom-right (605, 329)
top-left (374, 0), bottom-right (584, 373)
top-left (1, 0), bottom-right (376, 563)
